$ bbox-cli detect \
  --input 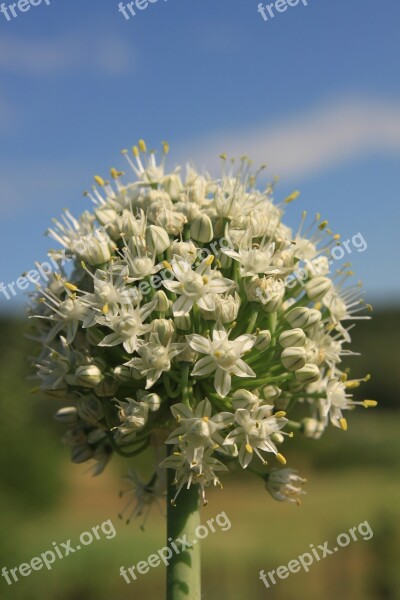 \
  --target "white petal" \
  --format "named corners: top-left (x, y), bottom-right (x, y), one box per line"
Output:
top-left (187, 334), bottom-right (211, 354)
top-left (214, 368), bottom-right (231, 398)
top-left (192, 356), bottom-right (216, 377)
top-left (171, 403), bottom-right (193, 420)
top-left (233, 334), bottom-right (256, 353)
top-left (194, 399), bottom-right (212, 418)
top-left (231, 359), bottom-right (256, 378)
top-left (173, 295), bottom-right (194, 317)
